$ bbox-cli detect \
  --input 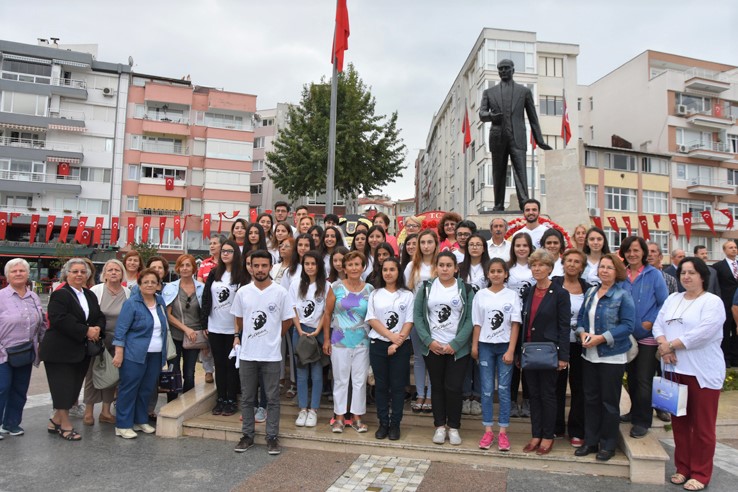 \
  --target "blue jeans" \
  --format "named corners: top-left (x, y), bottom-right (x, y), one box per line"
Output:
top-left (0, 362), bottom-right (33, 429)
top-left (117, 352), bottom-right (162, 429)
top-left (292, 325), bottom-right (324, 410)
top-left (478, 342), bottom-right (513, 428)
